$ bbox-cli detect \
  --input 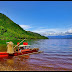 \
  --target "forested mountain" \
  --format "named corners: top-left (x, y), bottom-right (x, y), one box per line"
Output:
top-left (0, 13), bottom-right (48, 40)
